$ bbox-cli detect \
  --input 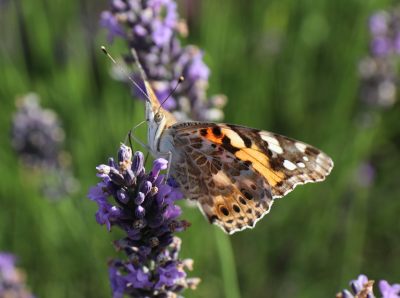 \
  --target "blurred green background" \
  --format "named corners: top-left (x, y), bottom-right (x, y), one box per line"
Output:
top-left (1, 0), bottom-right (400, 297)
